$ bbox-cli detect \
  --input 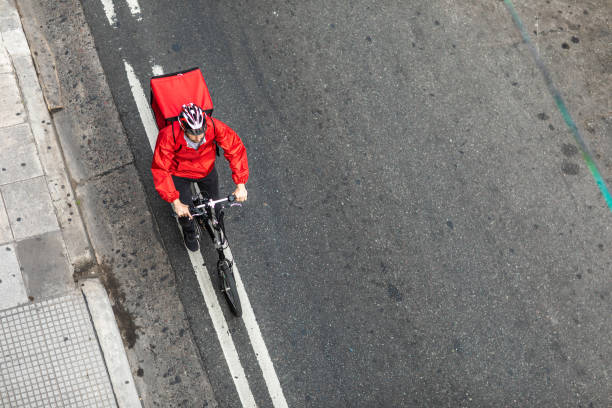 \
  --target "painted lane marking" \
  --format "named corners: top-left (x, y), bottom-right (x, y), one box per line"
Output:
top-left (123, 61), bottom-right (158, 150)
top-left (100, 0), bottom-right (142, 26)
top-left (125, 0), bottom-right (142, 20)
top-left (124, 60), bottom-right (256, 406)
top-left (503, 0), bottom-right (612, 211)
top-left (223, 246), bottom-right (289, 408)
top-left (188, 240), bottom-right (258, 408)
top-left (152, 65), bottom-right (164, 76)
top-left (99, 0), bottom-right (117, 26)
